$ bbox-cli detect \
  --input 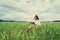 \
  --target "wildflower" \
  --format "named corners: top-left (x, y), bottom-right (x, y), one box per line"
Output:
top-left (22, 32), bottom-right (24, 38)
top-left (17, 31), bottom-right (21, 37)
